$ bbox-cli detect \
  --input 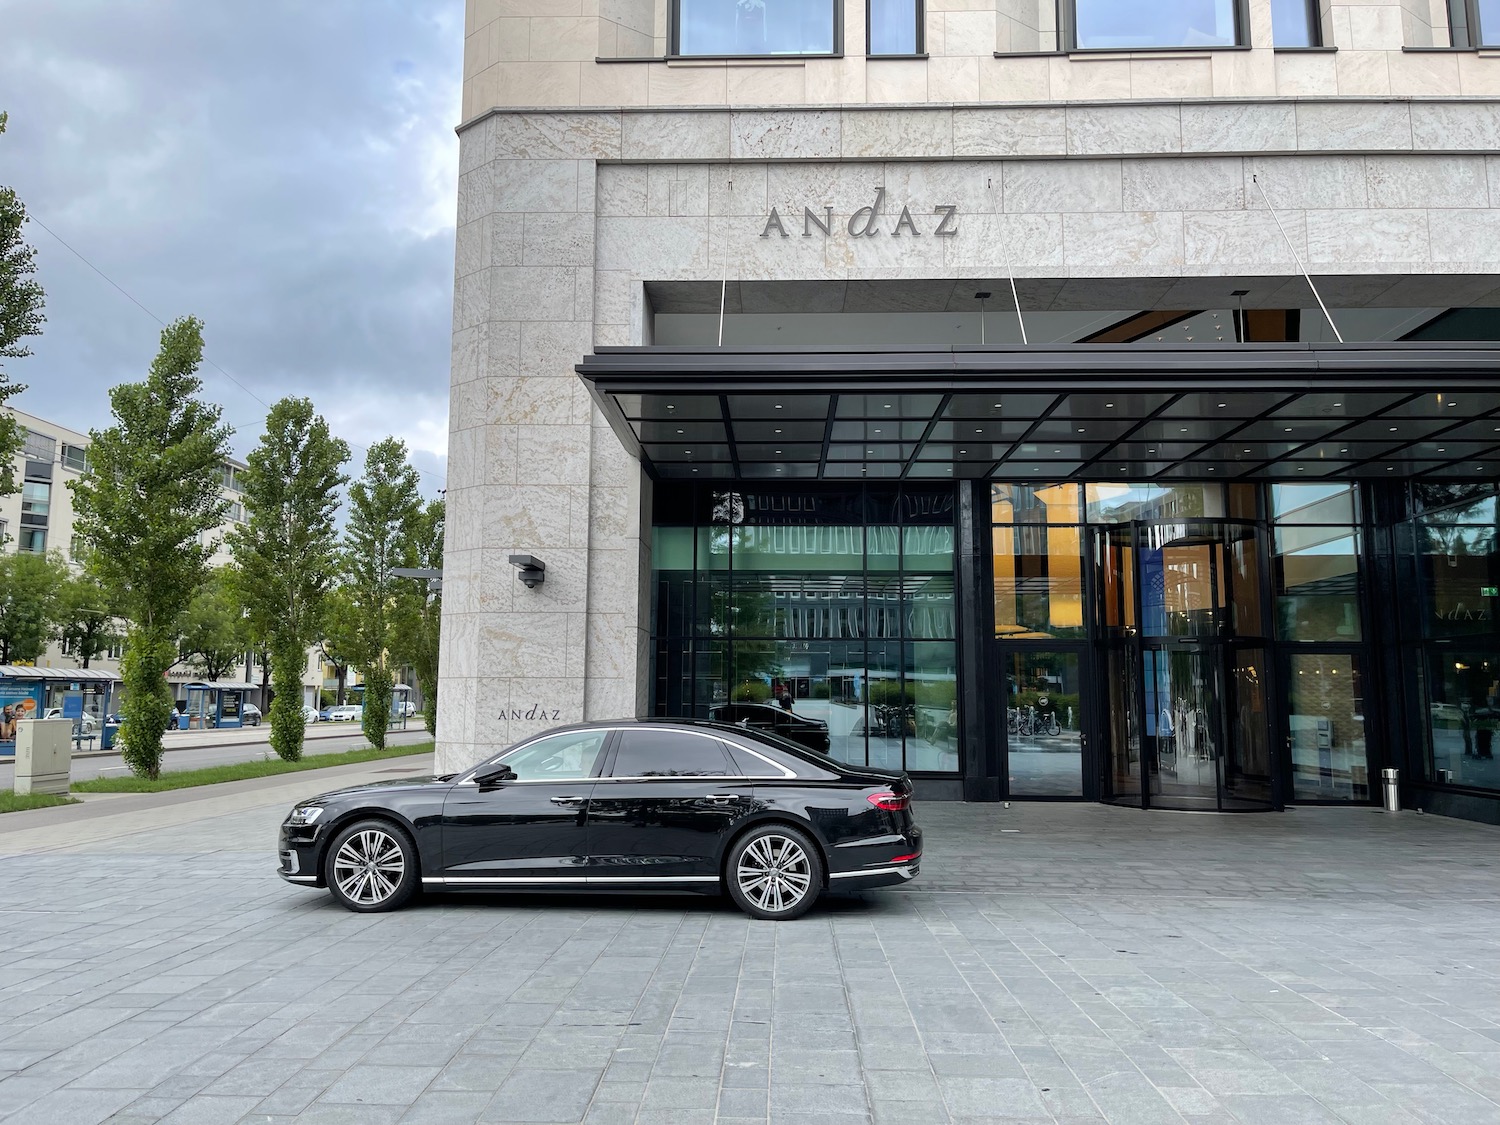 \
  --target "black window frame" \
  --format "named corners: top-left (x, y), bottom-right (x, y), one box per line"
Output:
top-left (670, 0), bottom-right (844, 58)
top-left (866, 0), bottom-right (925, 56)
top-left (1269, 0), bottom-right (1323, 47)
top-left (1446, 0), bottom-right (1500, 45)
top-left (1062, 0), bottom-right (1253, 51)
